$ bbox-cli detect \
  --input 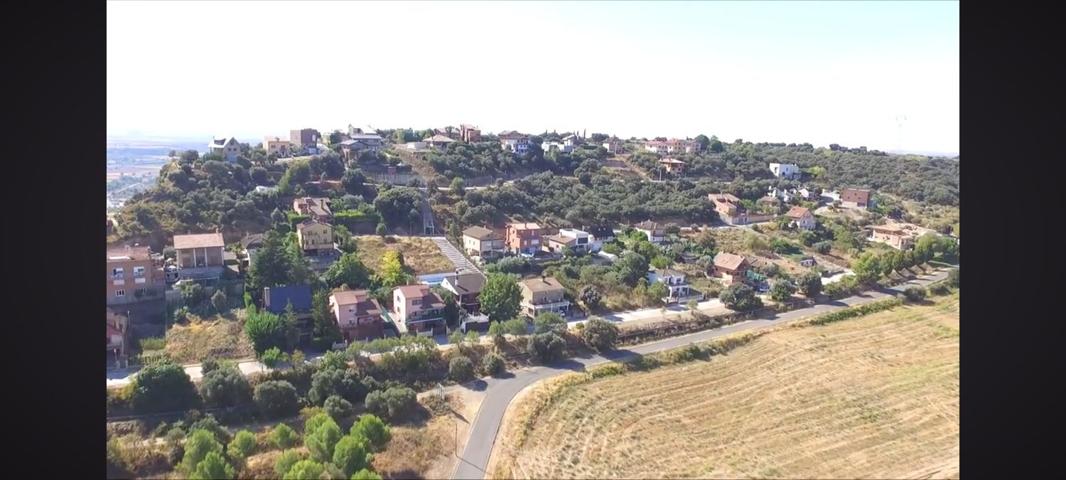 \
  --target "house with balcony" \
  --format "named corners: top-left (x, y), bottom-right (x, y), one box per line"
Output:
top-left (290, 128), bottom-right (321, 153)
top-left (712, 252), bottom-right (750, 285)
top-left (659, 158), bottom-right (686, 175)
top-left (506, 222), bottom-right (542, 256)
top-left (643, 138), bottom-right (700, 154)
top-left (296, 220), bottom-right (335, 255)
top-left (440, 269), bottom-right (486, 314)
top-left (173, 232), bottom-right (226, 284)
top-left (329, 289), bottom-right (385, 342)
top-left (498, 131), bottom-right (531, 154)
top-left (339, 134), bottom-right (385, 161)
top-left (424, 134), bottom-right (456, 150)
top-left (519, 276), bottom-right (571, 318)
top-left (293, 197), bottom-right (333, 222)
top-left (785, 206), bottom-right (816, 230)
top-left (542, 233), bottom-right (578, 255)
top-left (648, 269), bottom-right (696, 304)
top-left (634, 221), bottom-right (665, 244)
top-left (557, 228), bottom-right (596, 252)
top-left (107, 245), bottom-right (165, 305)
top-left (264, 136), bottom-right (293, 156)
top-left (460, 124), bottom-right (481, 142)
top-left (392, 284), bottom-right (447, 336)
top-left (208, 136), bottom-right (241, 162)
top-left (462, 226), bottom-right (506, 259)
